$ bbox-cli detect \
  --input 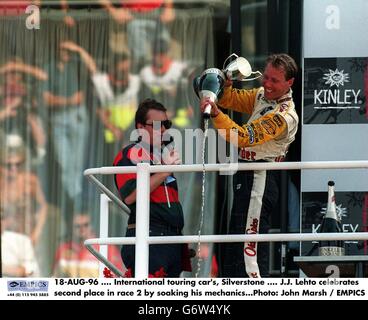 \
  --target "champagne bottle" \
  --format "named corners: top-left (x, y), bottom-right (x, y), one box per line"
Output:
top-left (318, 181), bottom-right (345, 256)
